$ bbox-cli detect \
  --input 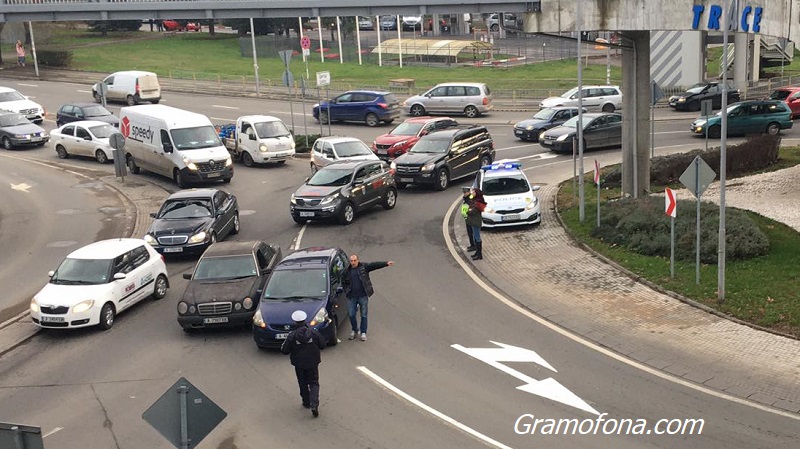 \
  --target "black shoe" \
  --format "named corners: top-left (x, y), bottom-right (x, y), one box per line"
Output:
top-left (466, 245), bottom-right (476, 252)
top-left (471, 242), bottom-right (482, 260)
top-left (312, 407), bottom-right (319, 417)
